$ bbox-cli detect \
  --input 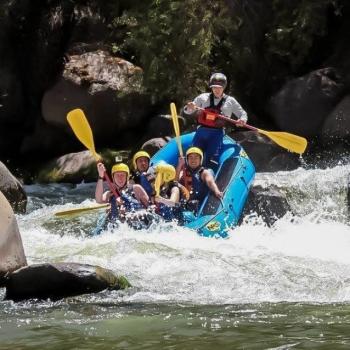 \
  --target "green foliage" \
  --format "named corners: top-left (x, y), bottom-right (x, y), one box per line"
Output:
top-left (111, 0), bottom-right (232, 105)
top-left (265, 0), bottom-right (342, 72)
top-left (108, 0), bottom-right (343, 107)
